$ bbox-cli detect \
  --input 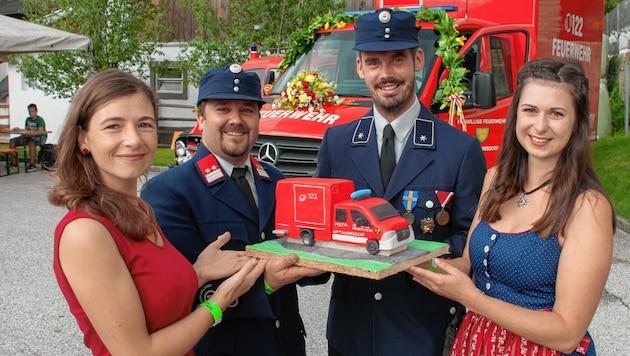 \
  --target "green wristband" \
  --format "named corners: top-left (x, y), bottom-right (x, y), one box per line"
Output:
top-left (264, 280), bottom-right (276, 295)
top-left (199, 300), bottom-right (222, 326)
